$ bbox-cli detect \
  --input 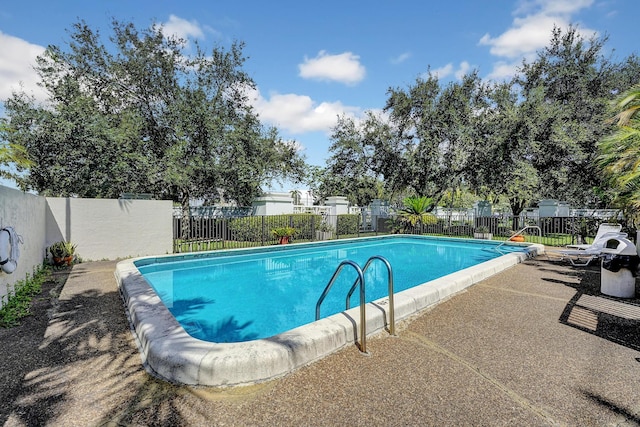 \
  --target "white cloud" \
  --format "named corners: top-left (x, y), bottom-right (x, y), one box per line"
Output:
top-left (486, 61), bottom-right (522, 81)
top-left (298, 51), bottom-right (366, 85)
top-left (454, 61), bottom-right (472, 80)
top-left (479, 14), bottom-right (569, 59)
top-left (247, 87), bottom-right (362, 134)
top-left (514, 0), bottom-right (594, 16)
top-left (0, 31), bottom-right (47, 103)
top-left (391, 52), bottom-right (411, 64)
top-left (432, 63), bottom-right (454, 79)
top-left (431, 62), bottom-right (473, 80)
top-left (158, 14), bottom-right (205, 41)
top-left (479, 0), bottom-right (597, 79)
